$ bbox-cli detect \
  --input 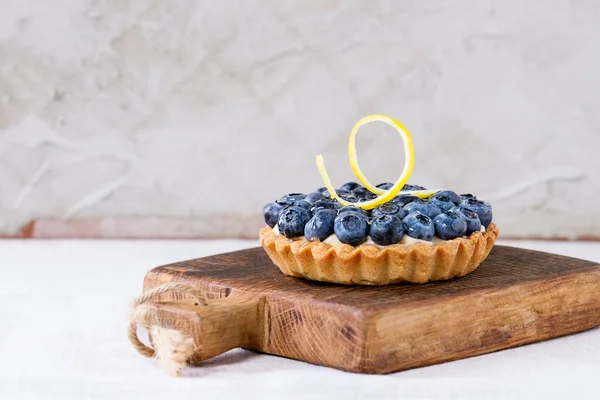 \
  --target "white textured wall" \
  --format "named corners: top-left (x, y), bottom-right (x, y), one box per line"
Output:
top-left (0, 0), bottom-right (599, 238)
